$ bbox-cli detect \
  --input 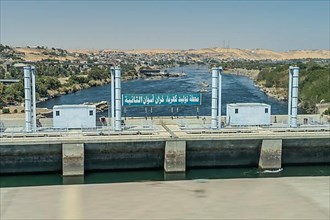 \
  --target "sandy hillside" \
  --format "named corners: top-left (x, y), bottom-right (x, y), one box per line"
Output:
top-left (108, 48), bottom-right (330, 60)
top-left (15, 47), bottom-right (77, 62)
top-left (184, 48), bottom-right (330, 60)
top-left (15, 47), bottom-right (330, 61)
